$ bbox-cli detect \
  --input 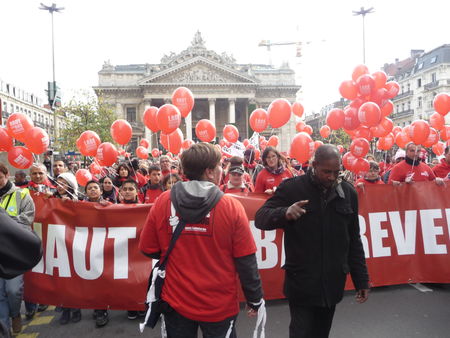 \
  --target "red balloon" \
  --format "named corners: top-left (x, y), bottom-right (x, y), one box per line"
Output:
top-left (8, 146), bottom-right (33, 169)
top-left (157, 104), bottom-right (181, 134)
top-left (267, 135), bottom-right (279, 147)
top-left (326, 108), bottom-right (345, 130)
top-left (392, 126), bottom-right (402, 137)
top-left (110, 119), bottom-right (132, 145)
top-left (320, 125), bottom-right (331, 138)
top-left (409, 120), bottom-right (430, 145)
top-left (140, 139), bottom-right (150, 148)
top-left (342, 152), bottom-right (356, 170)
top-left (0, 127), bottom-right (13, 151)
top-left (143, 106), bottom-right (159, 132)
top-left (292, 102), bottom-right (304, 118)
top-left (268, 99), bottom-right (291, 128)
top-left (89, 162), bottom-right (102, 175)
top-left (372, 71), bottom-right (387, 89)
top-left (353, 126), bottom-right (372, 141)
top-left (223, 125), bottom-right (239, 143)
top-left (351, 64), bottom-right (369, 82)
top-left (295, 121), bottom-right (306, 133)
top-left (350, 98), bottom-right (365, 110)
top-left (339, 80), bottom-right (358, 100)
top-left (254, 149), bottom-right (261, 161)
top-left (433, 93), bottom-right (450, 116)
top-left (430, 112), bottom-right (445, 131)
top-left (336, 145), bottom-right (345, 154)
top-left (356, 74), bottom-right (375, 96)
top-left (303, 125), bottom-right (313, 135)
top-left (78, 131), bottom-right (101, 157)
top-left (172, 87), bottom-right (195, 118)
top-left (182, 139), bottom-right (194, 150)
top-left (24, 127), bottom-right (49, 154)
top-left (195, 119), bottom-right (216, 142)
top-left (358, 102), bottom-right (381, 127)
top-left (243, 139), bottom-right (249, 147)
top-left (249, 109), bottom-right (269, 133)
top-left (343, 106), bottom-right (360, 130)
top-left (314, 140), bottom-right (324, 150)
top-left (151, 148), bottom-right (160, 158)
top-left (289, 132), bottom-right (315, 164)
top-left (160, 128), bottom-right (183, 155)
top-left (371, 118), bottom-right (393, 138)
top-left (377, 133), bottom-right (395, 151)
top-left (395, 131), bottom-right (411, 149)
top-left (75, 169), bottom-right (92, 187)
top-left (6, 113), bottom-right (34, 142)
top-left (370, 88), bottom-right (389, 108)
top-left (385, 81), bottom-right (400, 99)
top-left (432, 142), bottom-right (445, 156)
top-left (350, 138), bottom-right (370, 158)
top-left (352, 158), bottom-right (370, 176)
top-left (380, 100), bottom-right (394, 117)
top-left (96, 142), bottom-right (118, 167)
top-left (440, 125), bottom-right (450, 141)
top-left (422, 128), bottom-right (439, 148)
top-left (136, 146), bottom-right (149, 159)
